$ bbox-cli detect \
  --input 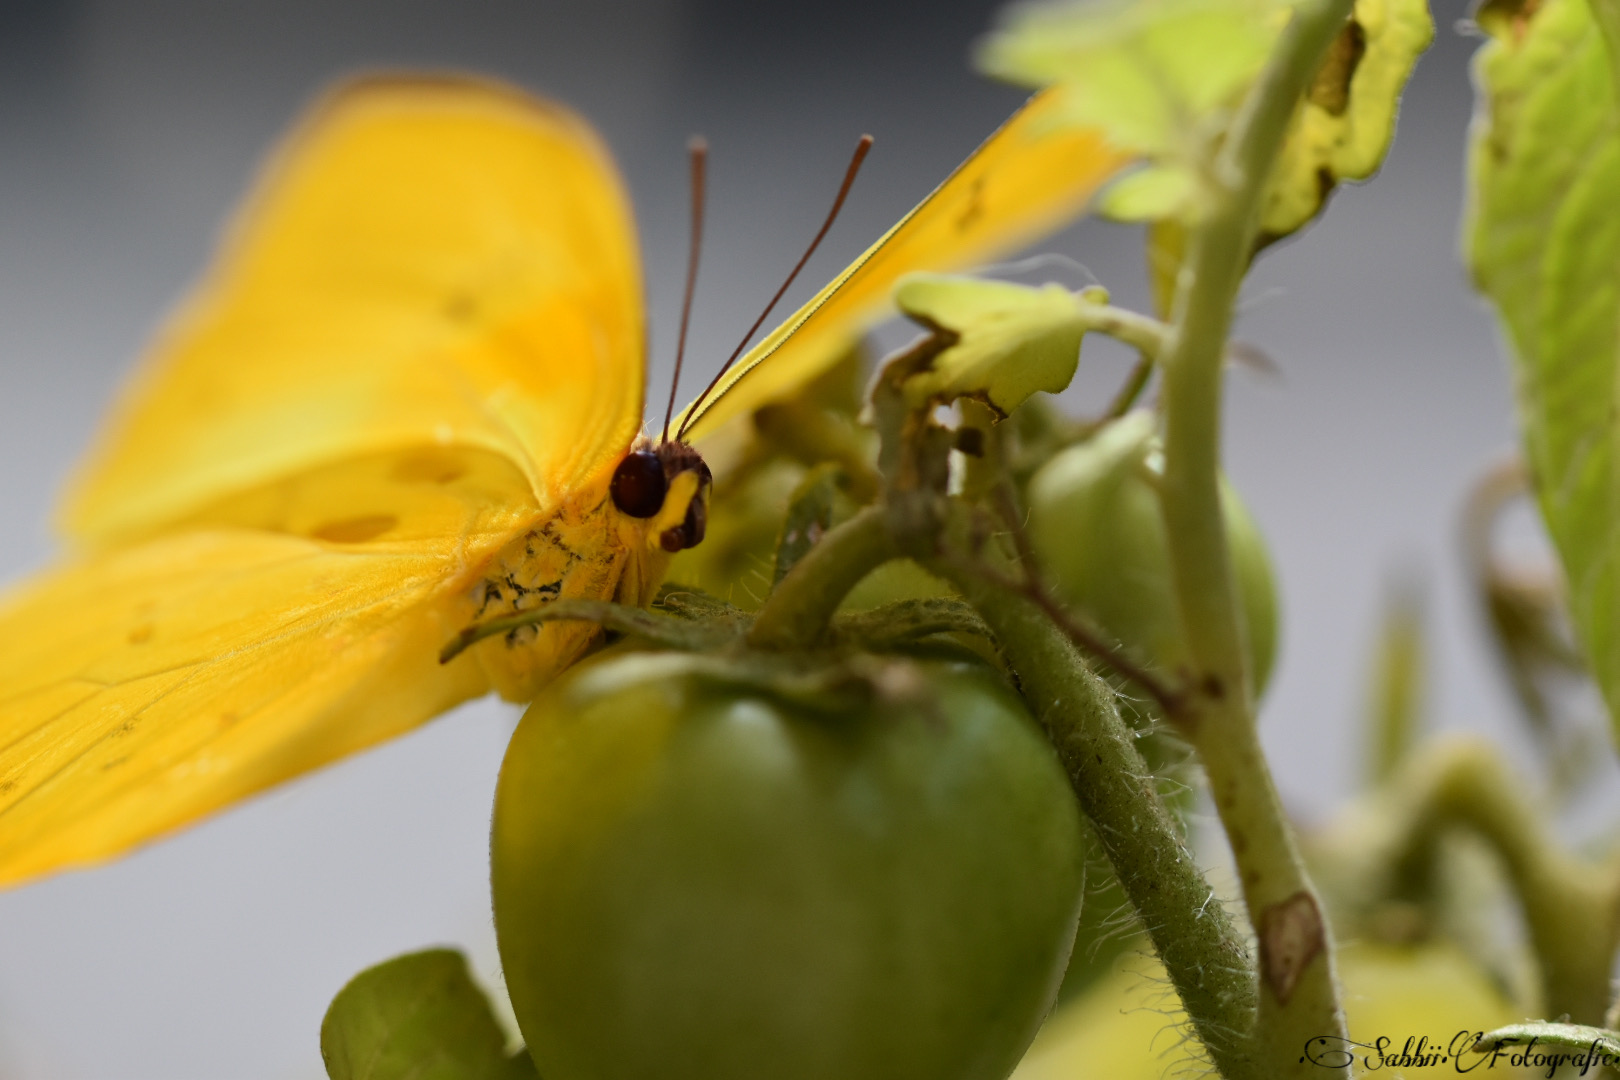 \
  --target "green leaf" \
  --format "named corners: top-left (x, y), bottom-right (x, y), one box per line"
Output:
top-left (1466, 0), bottom-right (1620, 741)
top-left (894, 274), bottom-right (1095, 417)
top-left (1473, 1021), bottom-right (1620, 1060)
top-left (320, 949), bottom-right (539, 1080)
top-left (980, 0), bottom-right (1430, 246)
top-left (979, 0), bottom-right (1285, 162)
top-left (1098, 165), bottom-right (1200, 221)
